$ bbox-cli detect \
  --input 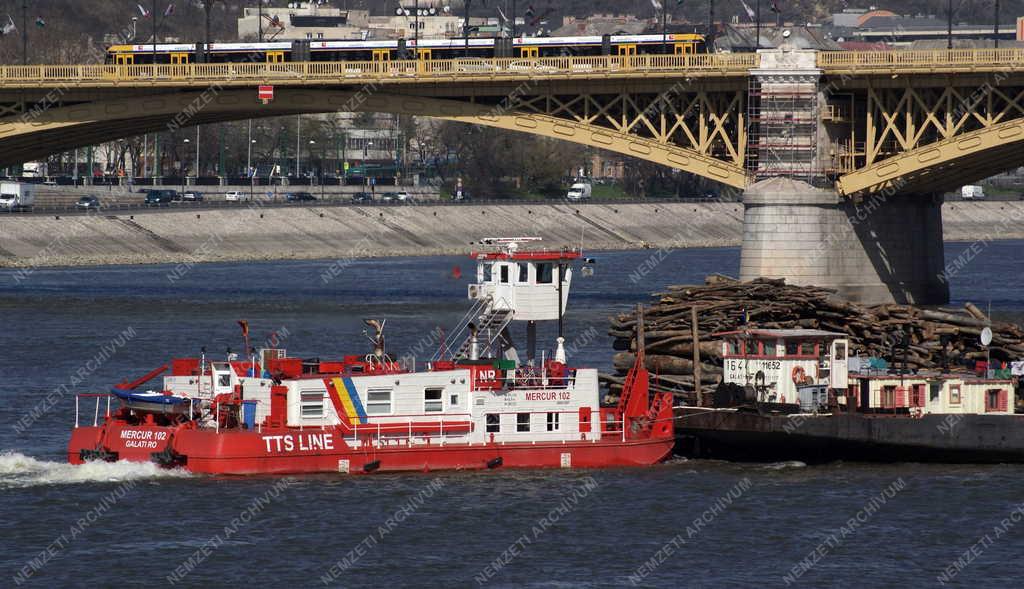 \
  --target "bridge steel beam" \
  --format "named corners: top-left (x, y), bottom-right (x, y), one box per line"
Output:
top-left (0, 88), bottom-right (749, 188)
